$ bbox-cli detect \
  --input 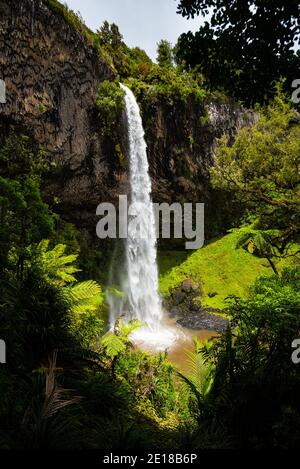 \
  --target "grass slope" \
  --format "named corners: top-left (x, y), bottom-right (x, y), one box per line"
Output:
top-left (158, 231), bottom-right (293, 310)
